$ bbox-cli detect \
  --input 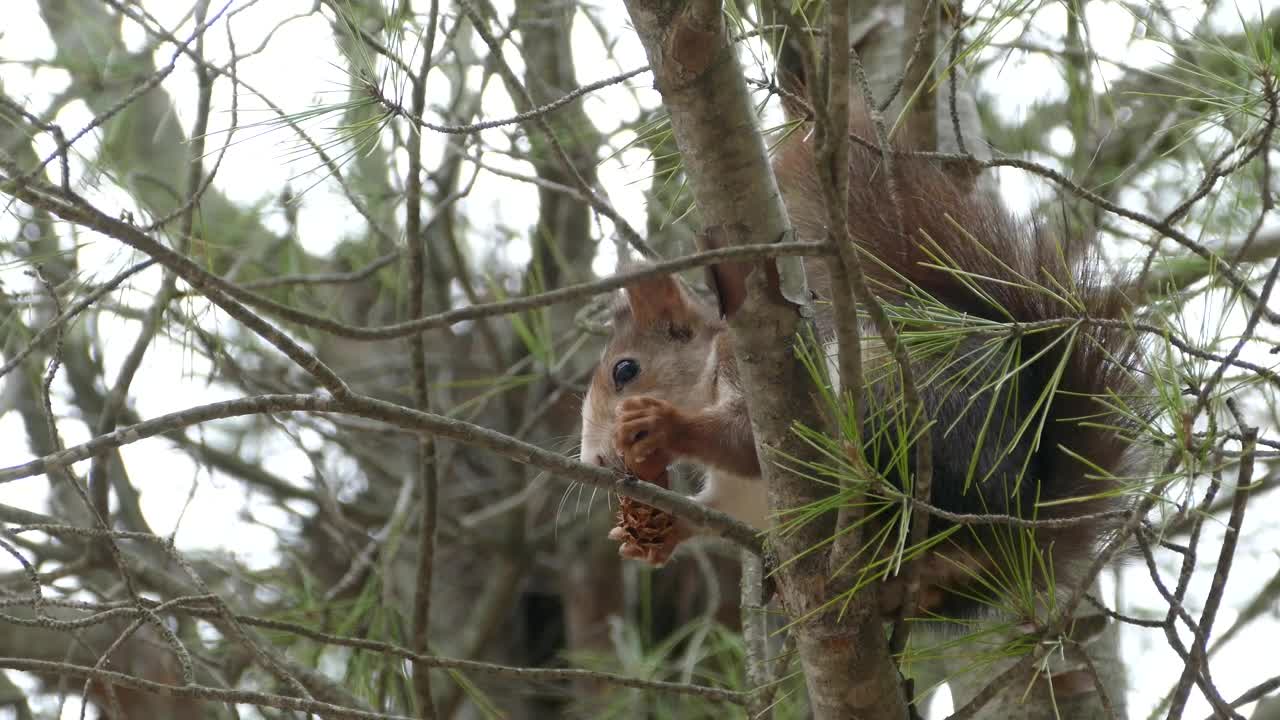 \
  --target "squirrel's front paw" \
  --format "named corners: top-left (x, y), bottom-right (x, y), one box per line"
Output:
top-left (613, 397), bottom-right (685, 480)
